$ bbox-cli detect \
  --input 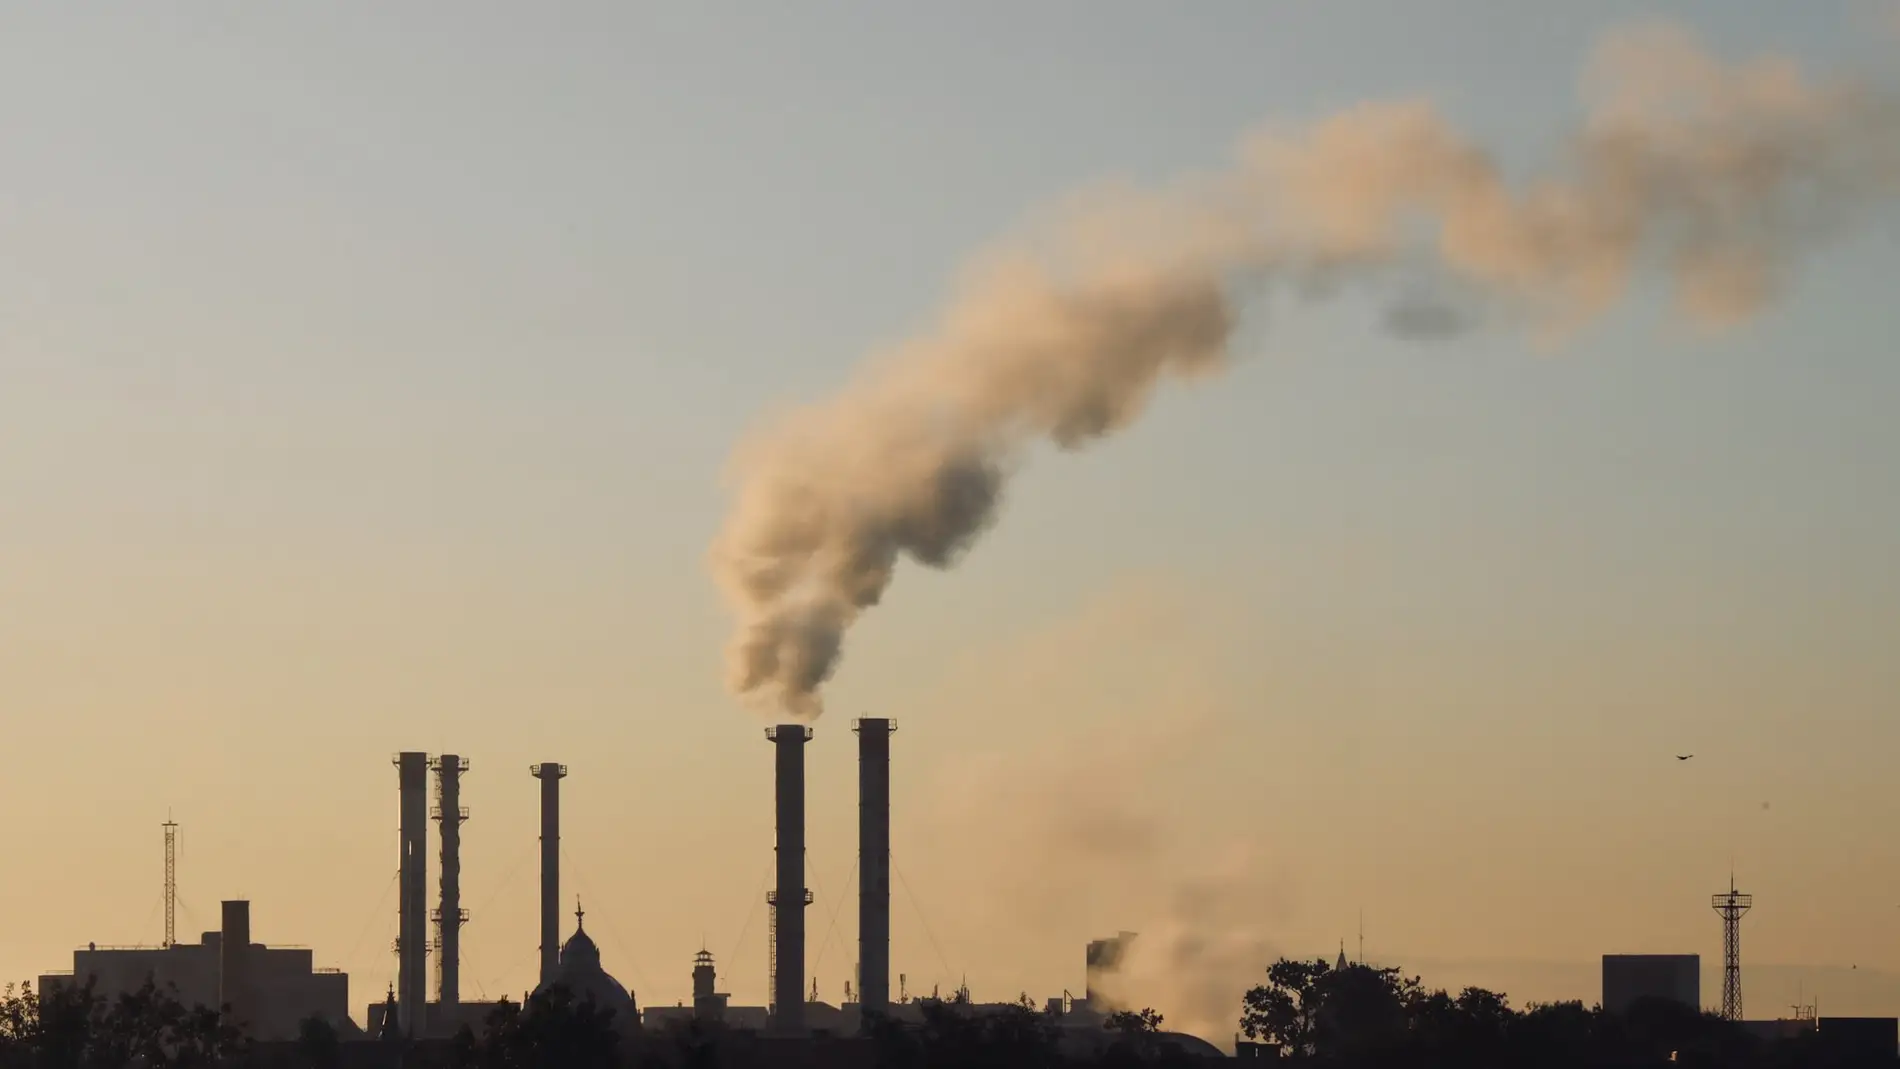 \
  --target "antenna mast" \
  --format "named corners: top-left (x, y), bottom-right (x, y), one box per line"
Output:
top-left (1712, 874), bottom-right (1753, 1021)
top-left (162, 816), bottom-right (178, 948)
